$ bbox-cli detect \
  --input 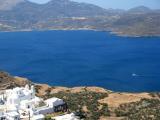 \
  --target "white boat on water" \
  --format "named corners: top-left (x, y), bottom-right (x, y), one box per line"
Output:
top-left (132, 73), bottom-right (138, 77)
